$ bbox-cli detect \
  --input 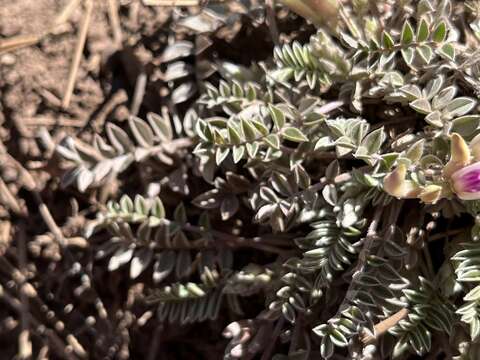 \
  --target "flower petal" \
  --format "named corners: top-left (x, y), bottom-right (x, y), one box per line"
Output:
top-left (419, 185), bottom-right (443, 204)
top-left (451, 161), bottom-right (480, 200)
top-left (384, 164), bottom-right (420, 199)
